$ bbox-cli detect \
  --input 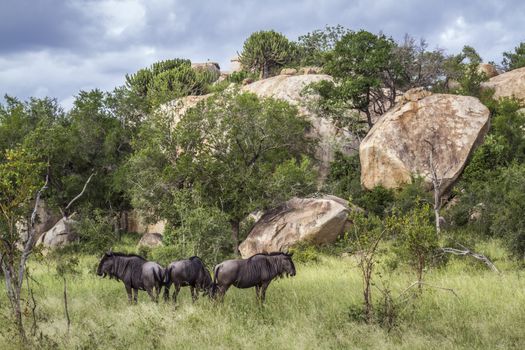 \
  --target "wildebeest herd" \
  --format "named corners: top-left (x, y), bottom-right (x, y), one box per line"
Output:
top-left (97, 251), bottom-right (296, 303)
